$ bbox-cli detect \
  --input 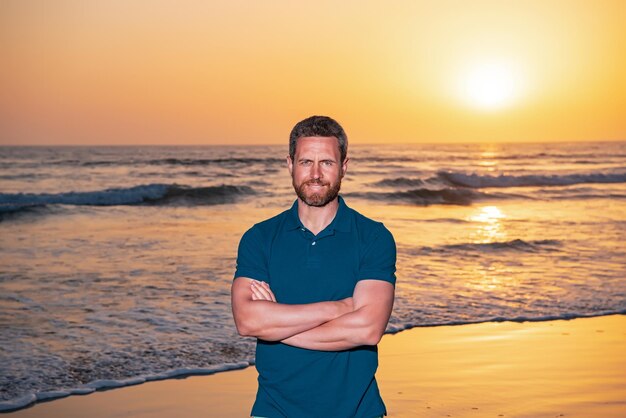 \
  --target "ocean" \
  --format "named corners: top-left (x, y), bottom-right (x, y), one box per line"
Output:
top-left (1, 142), bottom-right (625, 411)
